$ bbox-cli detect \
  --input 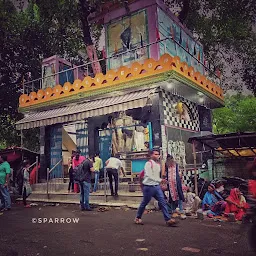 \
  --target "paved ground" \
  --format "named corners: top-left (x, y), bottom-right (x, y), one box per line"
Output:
top-left (0, 203), bottom-right (254, 256)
